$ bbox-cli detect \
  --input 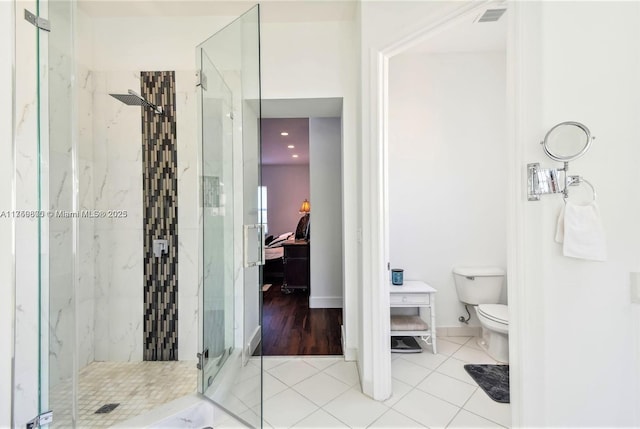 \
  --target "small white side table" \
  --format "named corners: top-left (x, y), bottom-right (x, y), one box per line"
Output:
top-left (389, 280), bottom-right (437, 354)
